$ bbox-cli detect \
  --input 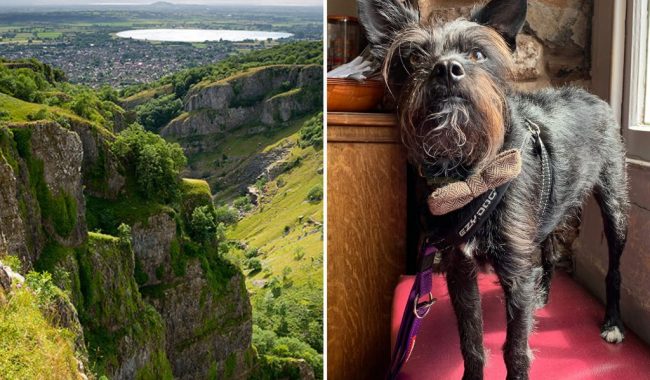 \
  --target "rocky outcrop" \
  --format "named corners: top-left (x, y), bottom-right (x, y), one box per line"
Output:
top-left (135, 209), bottom-right (254, 380)
top-left (0, 147), bottom-right (28, 264)
top-left (146, 260), bottom-right (253, 380)
top-left (0, 122), bottom-right (87, 267)
top-left (184, 65), bottom-right (320, 112)
top-left (161, 65), bottom-right (321, 144)
top-left (215, 139), bottom-right (294, 195)
top-left (29, 122), bottom-right (87, 246)
top-left (132, 212), bottom-right (177, 286)
top-left (67, 119), bottom-right (125, 200)
top-left (78, 233), bottom-right (172, 380)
